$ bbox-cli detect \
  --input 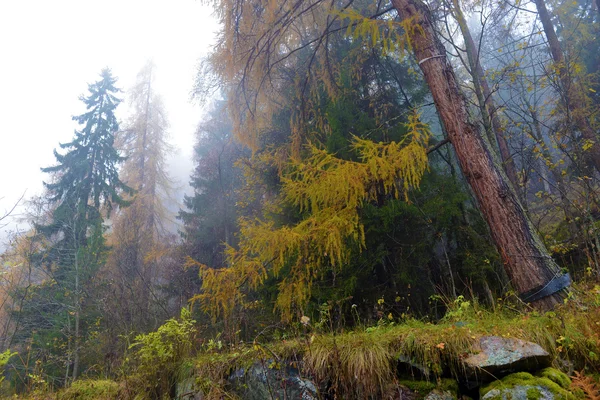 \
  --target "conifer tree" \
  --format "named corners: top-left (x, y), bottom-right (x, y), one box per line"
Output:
top-left (16, 68), bottom-right (131, 383)
top-left (103, 61), bottom-right (173, 339)
top-left (200, 0), bottom-right (570, 315)
top-left (179, 99), bottom-right (244, 269)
